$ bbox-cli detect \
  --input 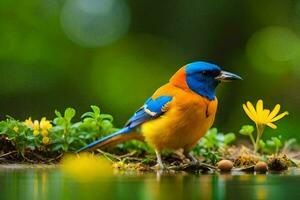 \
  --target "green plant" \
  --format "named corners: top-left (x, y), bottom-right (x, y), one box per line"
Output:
top-left (239, 125), bottom-right (256, 148)
top-left (195, 128), bottom-right (236, 150)
top-left (80, 105), bottom-right (117, 138)
top-left (0, 117), bottom-right (44, 155)
top-left (239, 124), bottom-right (287, 155)
top-left (50, 107), bottom-right (79, 152)
top-left (0, 106), bottom-right (118, 156)
top-left (50, 106), bottom-right (117, 152)
top-left (193, 128), bottom-right (236, 164)
top-left (258, 136), bottom-right (283, 155)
